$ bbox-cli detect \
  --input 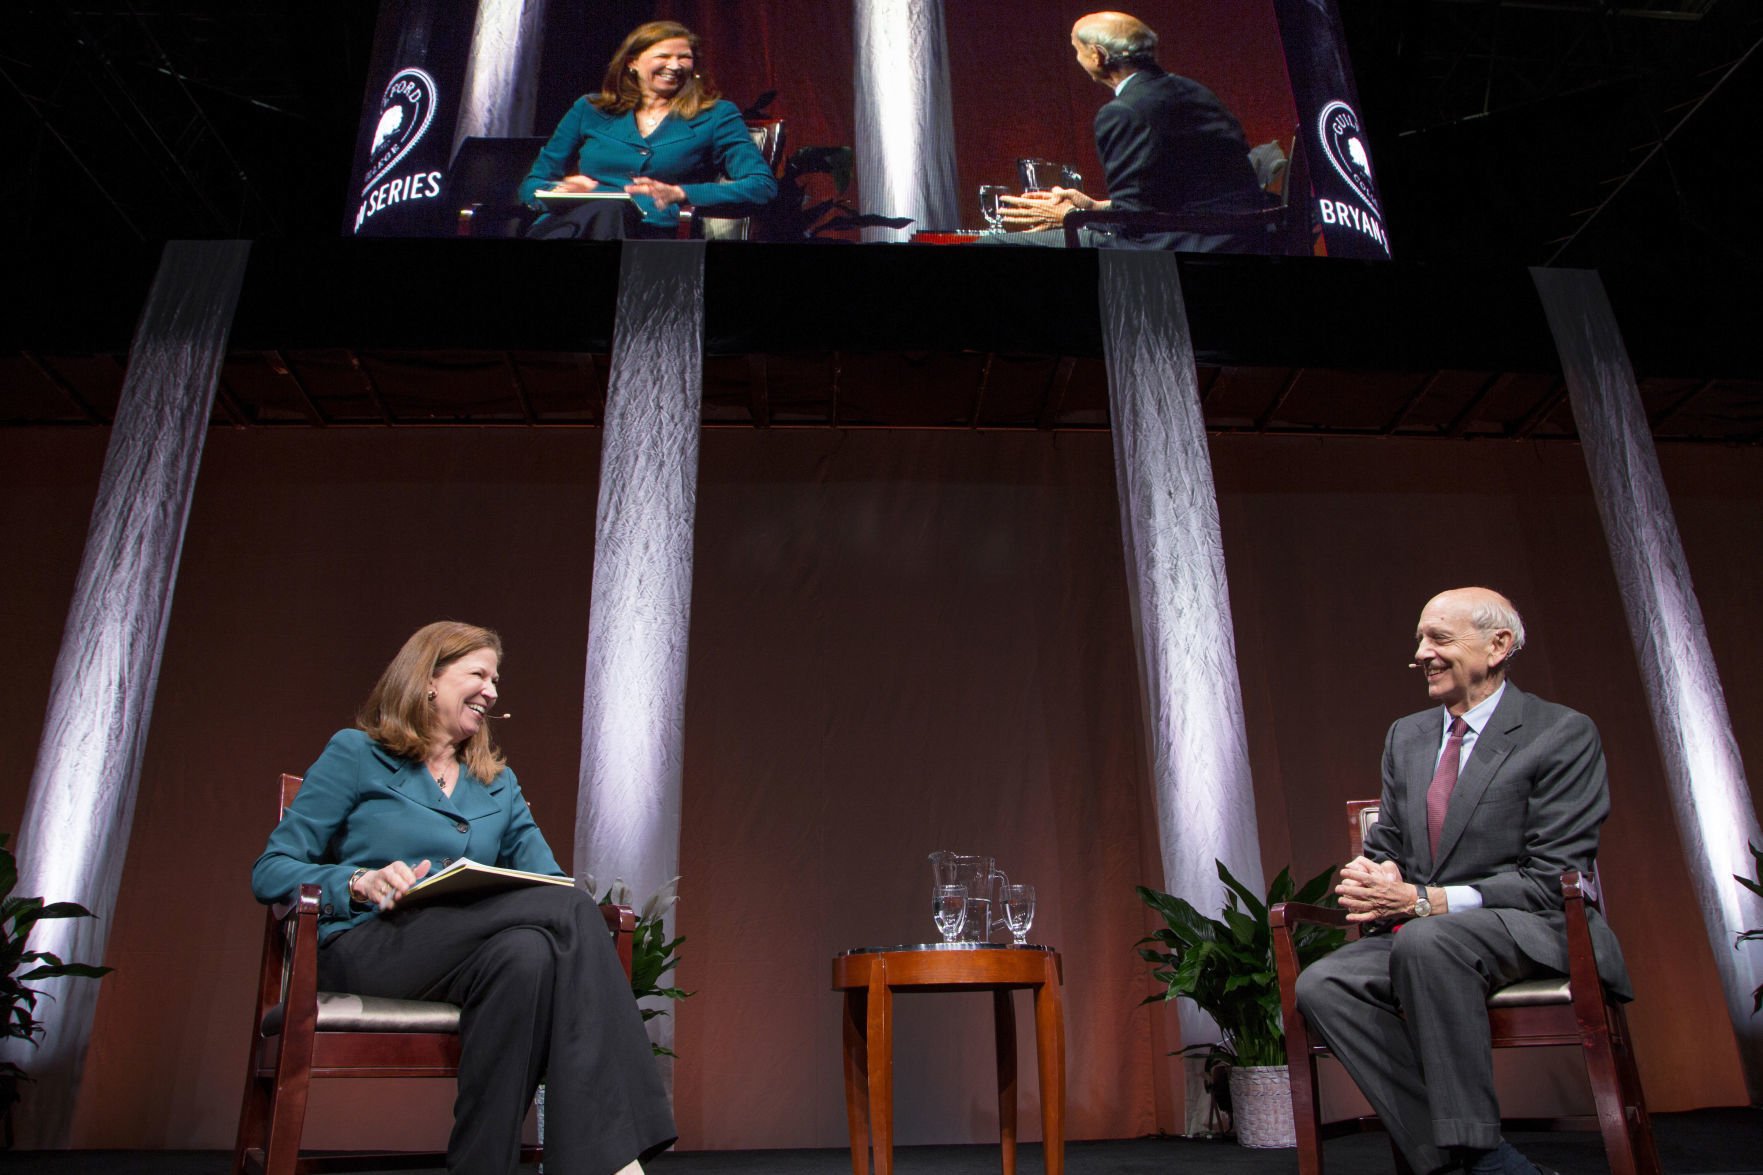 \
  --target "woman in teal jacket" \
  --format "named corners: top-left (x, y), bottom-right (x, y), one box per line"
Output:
top-left (252, 621), bottom-right (673, 1175)
top-left (520, 20), bottom-right (777, 238)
